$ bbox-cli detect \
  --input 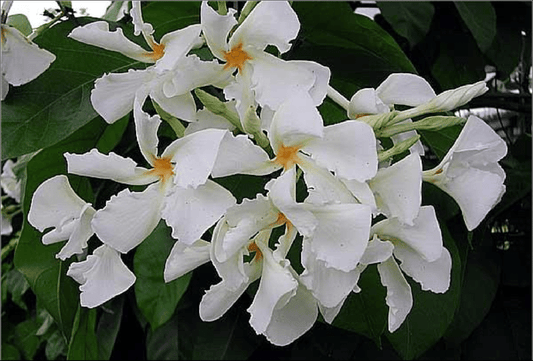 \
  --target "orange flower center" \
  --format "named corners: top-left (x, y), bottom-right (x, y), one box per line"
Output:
top-left (148, 157), bottom-right (174, 183)
top-left (247, 242), bottom-right (263, 261)
top-left (273, 144), bottom-right (301, 170)
top-left (143, 39), bottom-right (166, 62)
top-left (223, 43), bottom-right (252, 72)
